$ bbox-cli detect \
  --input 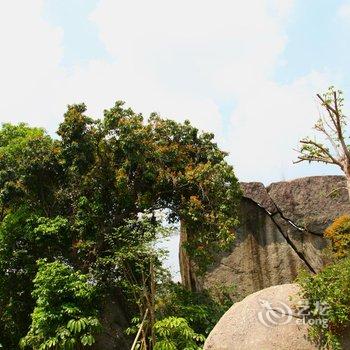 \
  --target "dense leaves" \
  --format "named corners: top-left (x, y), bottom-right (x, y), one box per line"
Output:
top-left (0, 102), bottom-right (240, 348)
top-left (153, 317), bottom-right (205, 350)
top-left (324, 215), bottom-right (350, 260)
top-left (156, 282), bottom-right (232, 338)
top-left (298, 257), bottom-right (350, 350)
top-left (20, 260), bottom-right (101, 350)
top-left (298, 216), bottom-right (350, 349)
